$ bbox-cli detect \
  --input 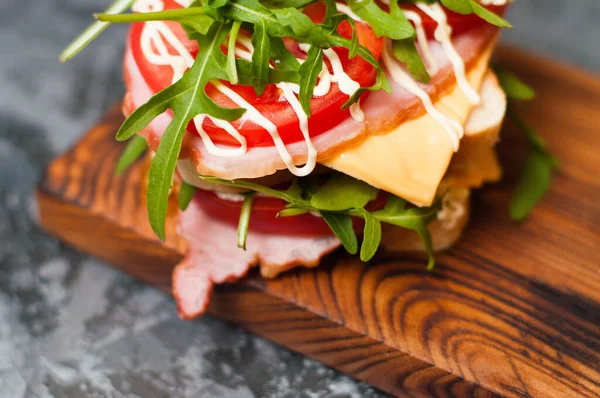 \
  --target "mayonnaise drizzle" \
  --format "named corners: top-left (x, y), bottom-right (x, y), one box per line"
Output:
top-left (132, 0), bottom-right (367, 177)
top-left (133, 0), bottom-right (484, 169)
top-left (480, 0), bottom-right (512, 5)
top-left (402, 10), bottom-right (439, 75)
top-left (382, 46), bottom-right (463, 150)
top-left (415, 3), bottom-right (480, 105)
